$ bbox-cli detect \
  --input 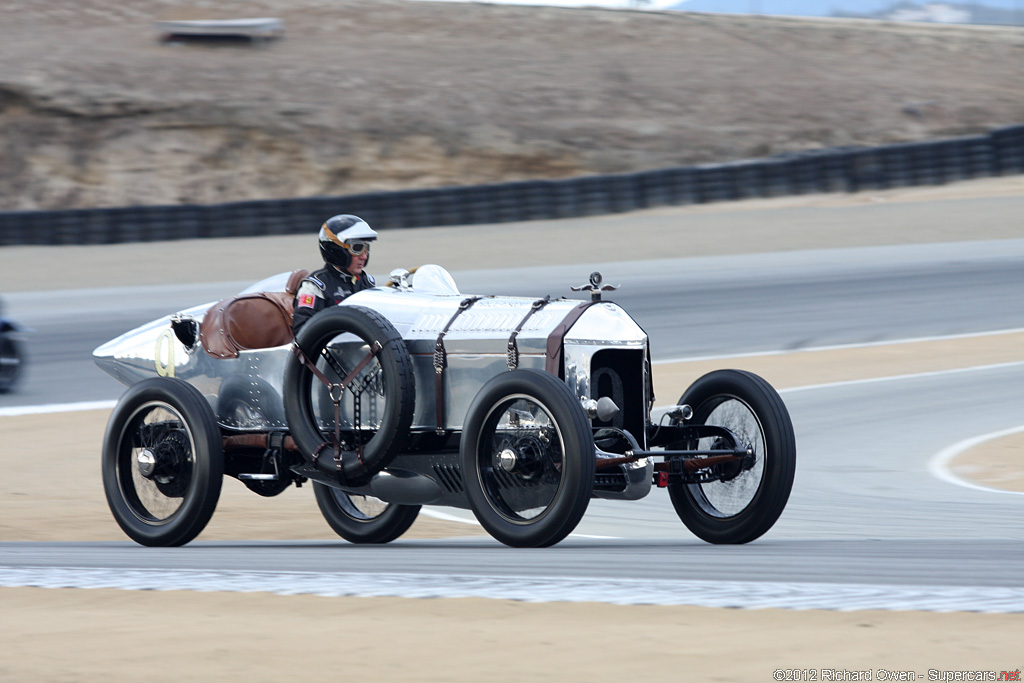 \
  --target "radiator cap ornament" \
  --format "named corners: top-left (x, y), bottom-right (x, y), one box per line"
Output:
top-left (571, 271), bottom-right (619, 302)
